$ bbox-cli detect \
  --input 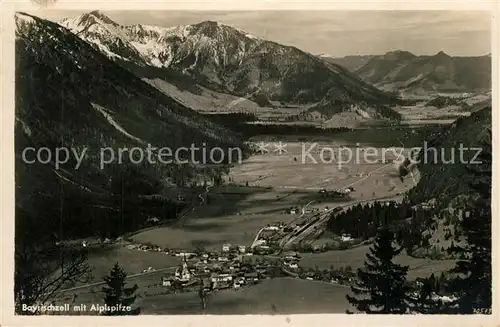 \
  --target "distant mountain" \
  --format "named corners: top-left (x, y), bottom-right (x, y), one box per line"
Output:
top-left (320, 54), bottom-right (376, 72)
top-left (59, 11), bottom-right (402, 120)
top-left (354, 50), bottom-right (491, 93)
top-left (15, 12), bottom-right (245, 231)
